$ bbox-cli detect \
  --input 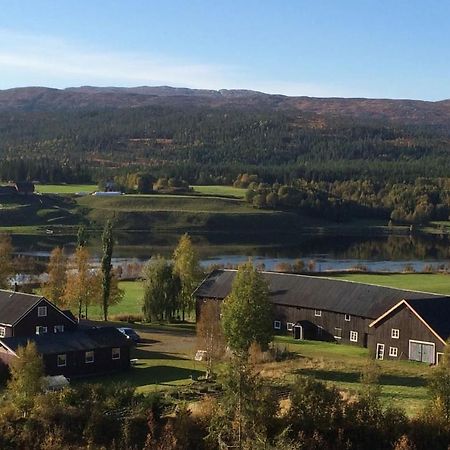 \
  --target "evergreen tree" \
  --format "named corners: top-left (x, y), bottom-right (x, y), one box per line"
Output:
top-left (172, 233), bottom-right (203, 321)
top-left (0, 234), bottom-right (14, 289)
top-left (41, 247), bottom-right (67, 306)
top-left (222, 261), bottom-right (273, 355)
top-left (101, 220), bottom-right (114, 321)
